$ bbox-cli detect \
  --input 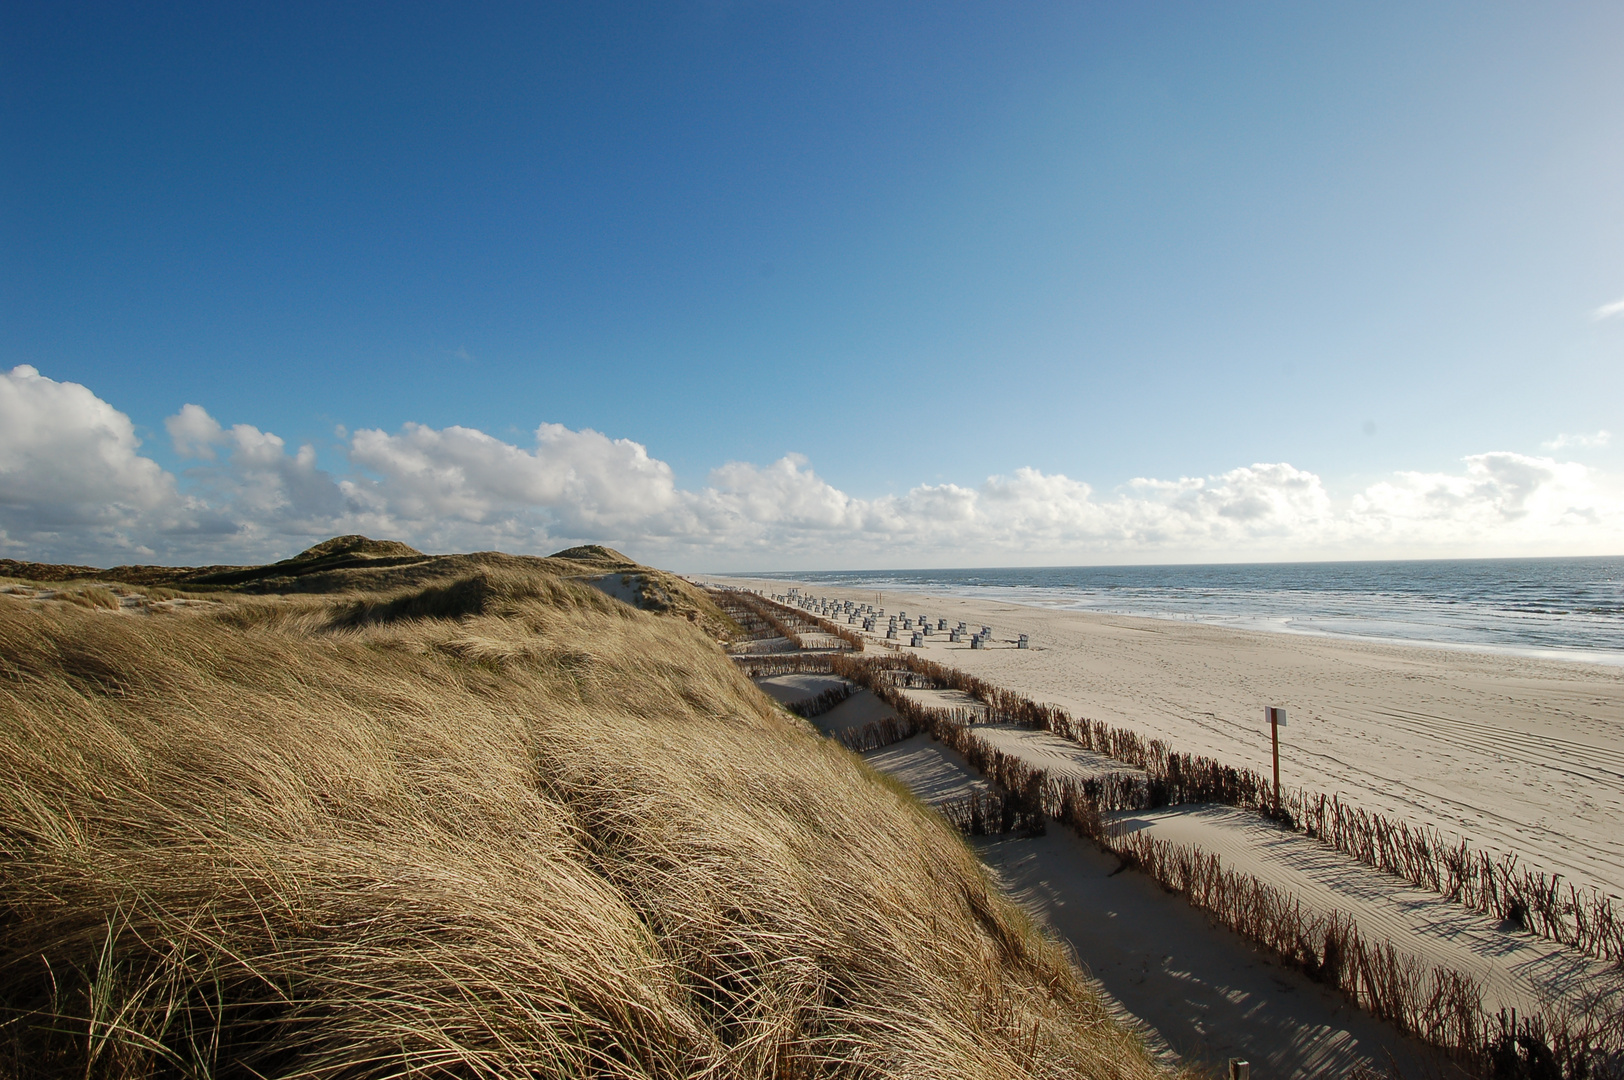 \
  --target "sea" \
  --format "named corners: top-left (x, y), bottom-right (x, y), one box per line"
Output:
top-left (752, 557), bottom-right (1624, 666)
